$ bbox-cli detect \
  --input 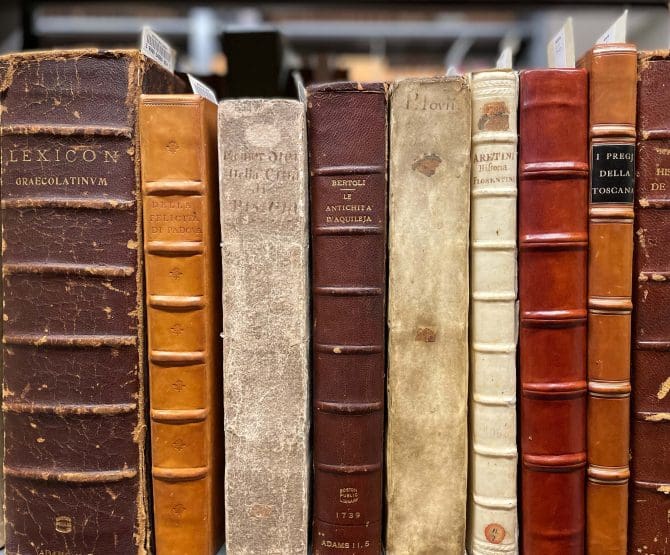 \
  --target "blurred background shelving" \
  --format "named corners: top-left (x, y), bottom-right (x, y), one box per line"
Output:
top-left (1, 1), bottom-right (668, 83)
